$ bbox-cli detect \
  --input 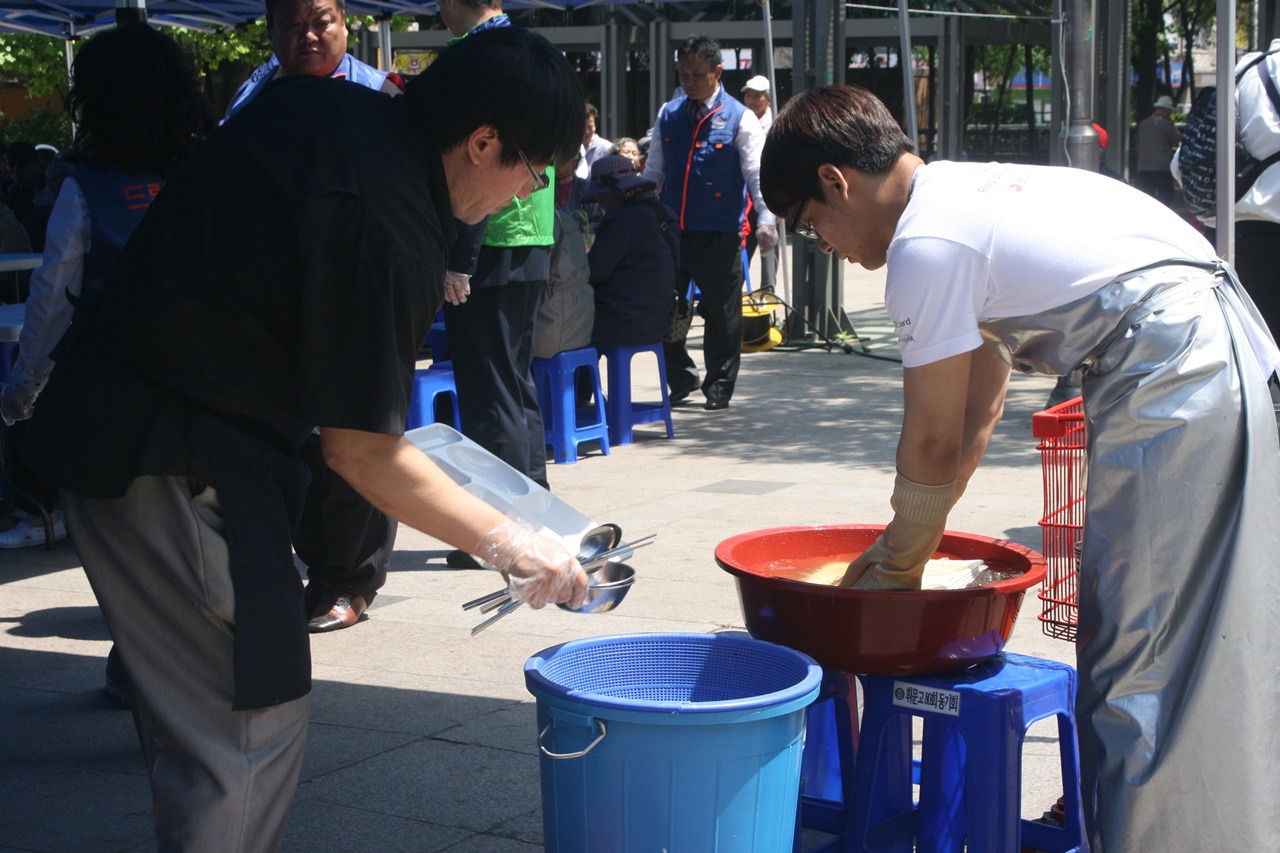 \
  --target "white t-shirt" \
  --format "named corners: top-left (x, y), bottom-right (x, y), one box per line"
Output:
top-left (886, 161), bottom-right (1215, 367)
